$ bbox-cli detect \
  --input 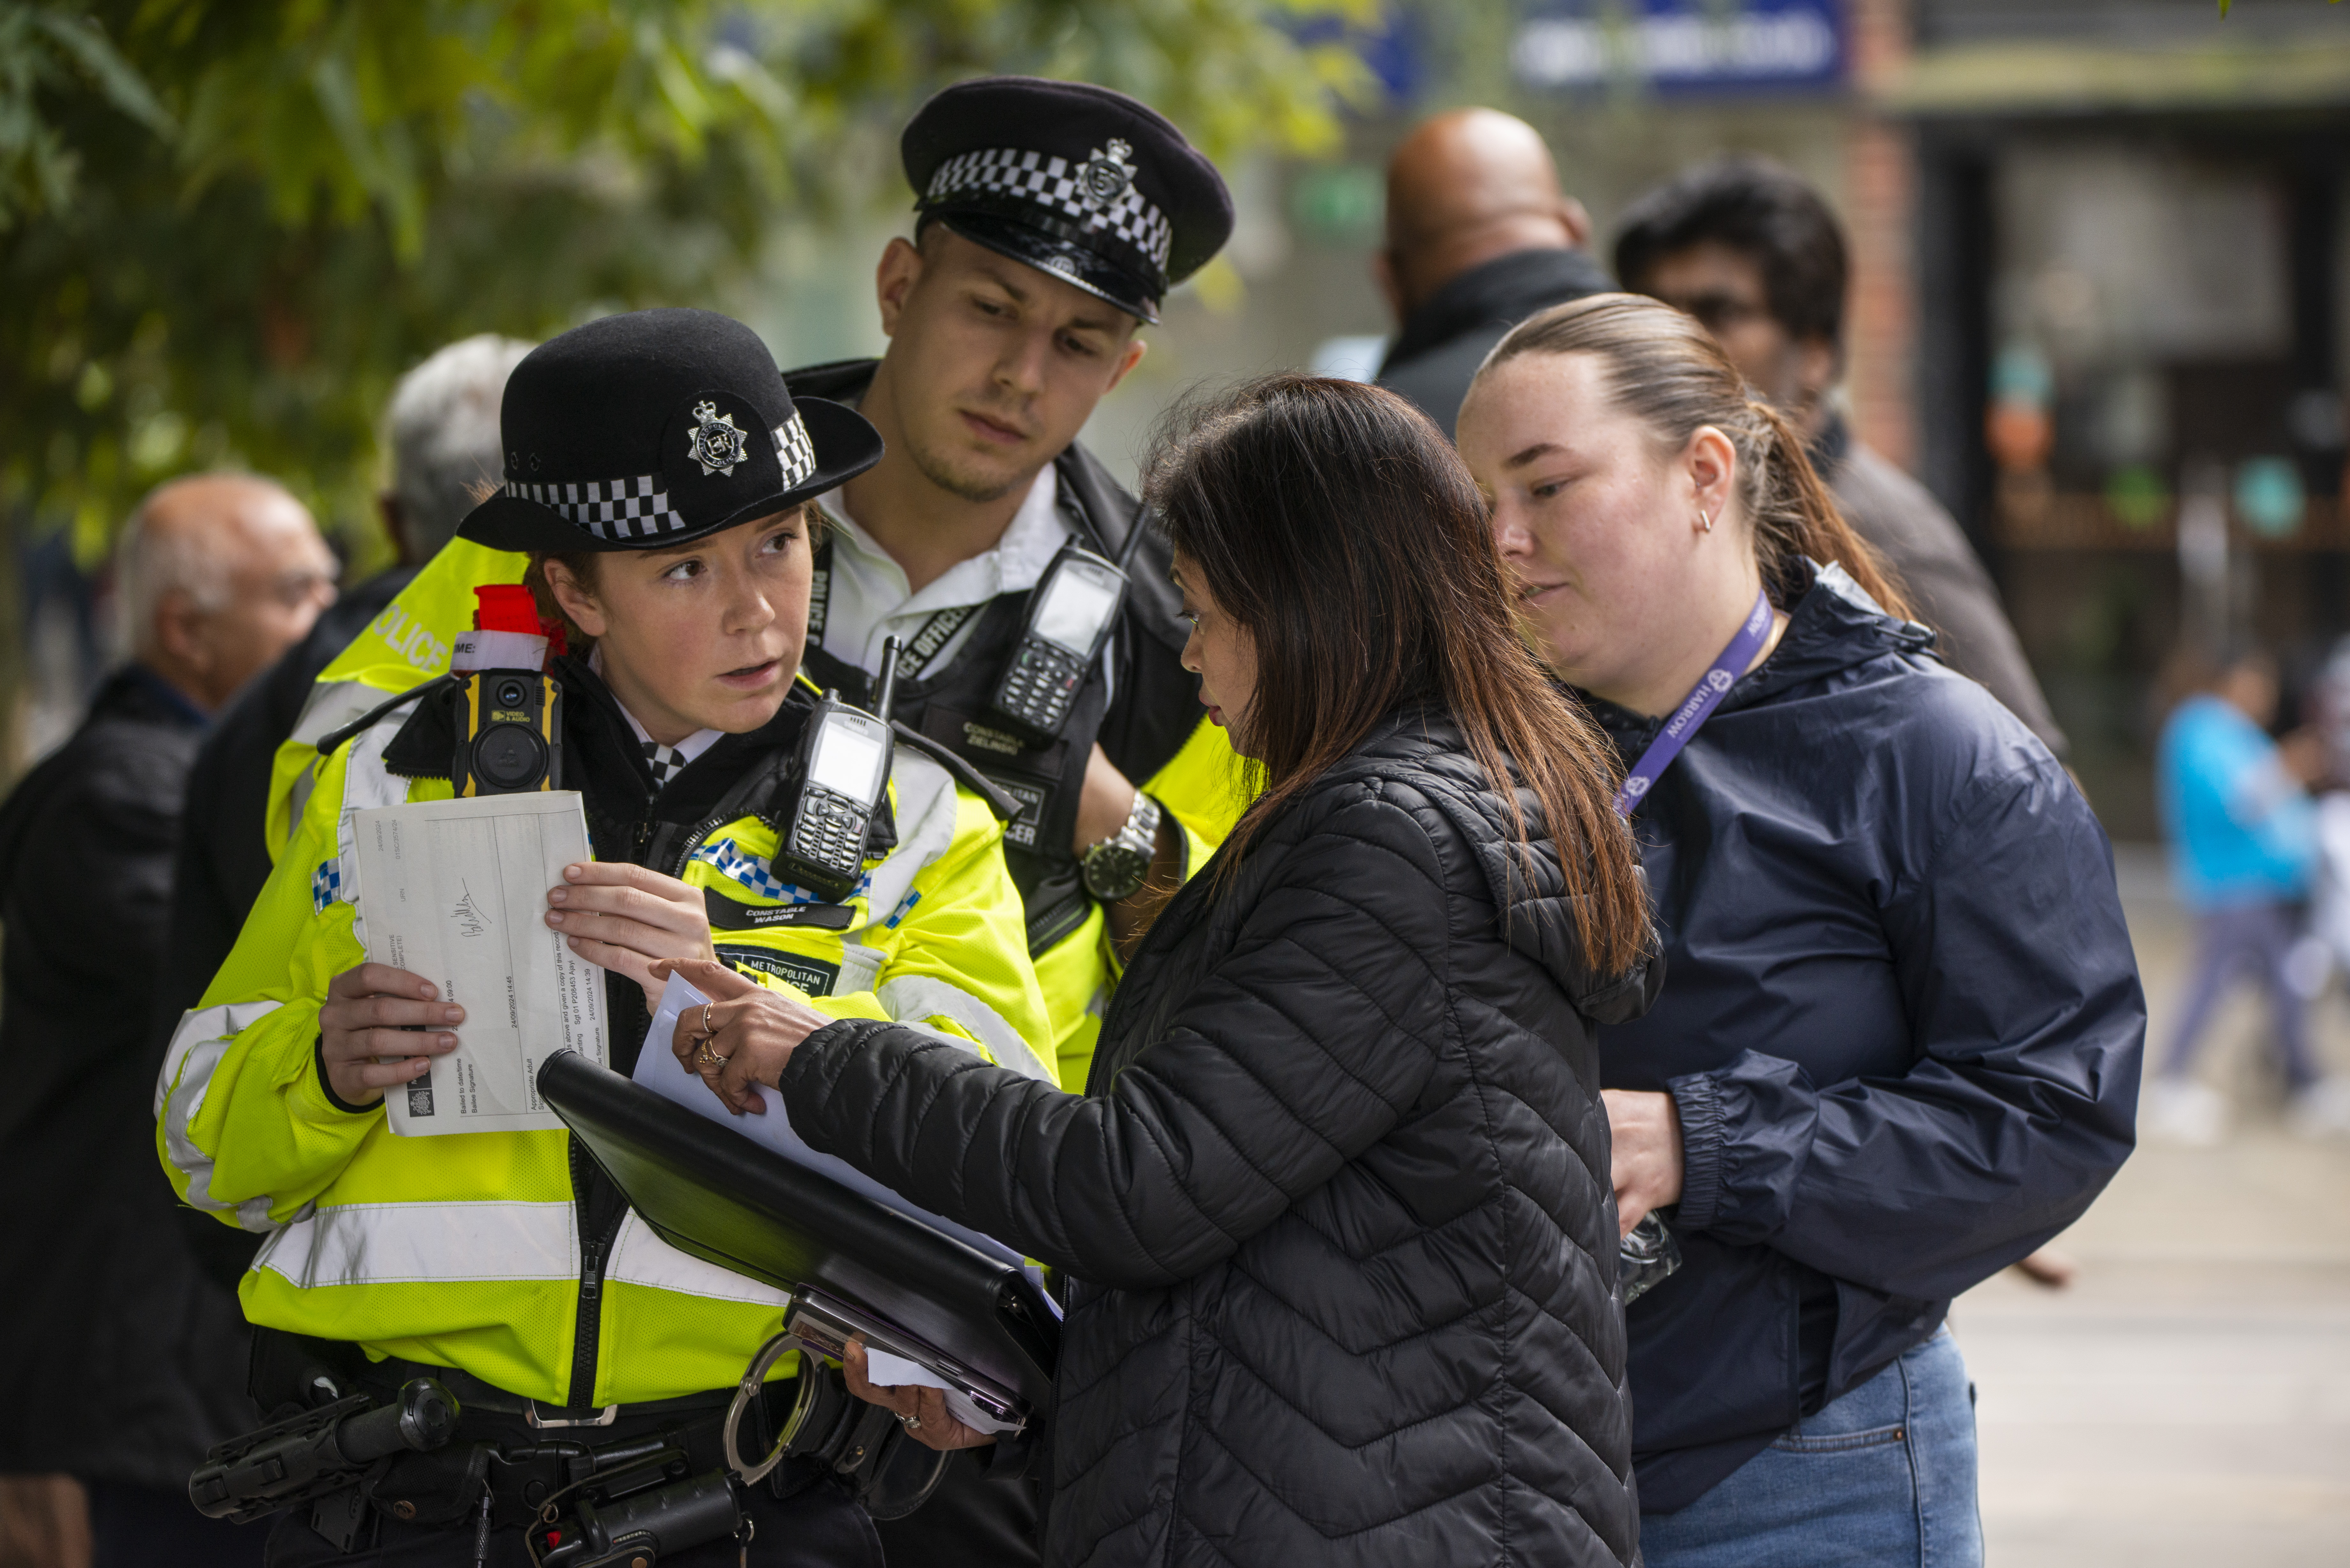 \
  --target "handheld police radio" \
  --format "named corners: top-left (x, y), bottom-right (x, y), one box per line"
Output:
top-left (452, 584), bottom-right (561, 796)
top-left (774, 636), bottom-right (901, 902)
top-left (989, 543), bottom-right (1127, 742)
